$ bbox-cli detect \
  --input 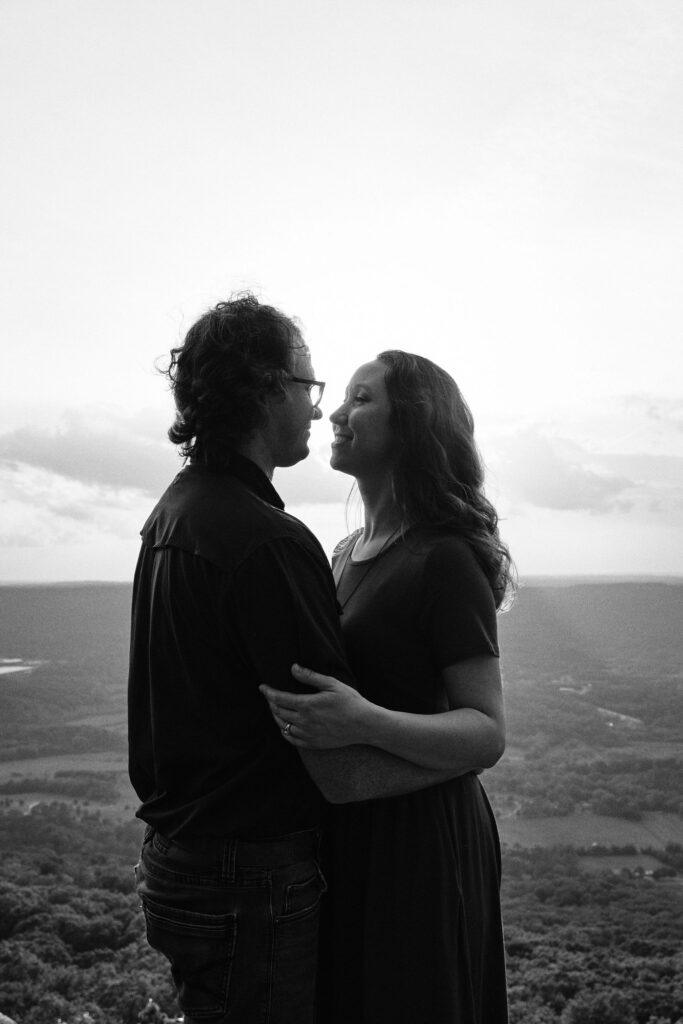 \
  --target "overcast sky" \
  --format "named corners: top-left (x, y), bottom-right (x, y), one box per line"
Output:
top-left (2, 0), bottom-right (682, 582)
